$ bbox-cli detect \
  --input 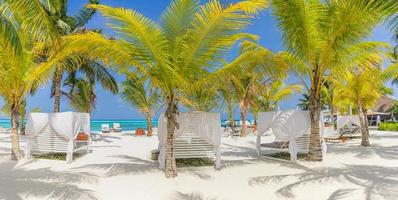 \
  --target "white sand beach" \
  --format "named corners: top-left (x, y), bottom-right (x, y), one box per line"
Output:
top-left (0, 130), bottom-right (397, 200)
